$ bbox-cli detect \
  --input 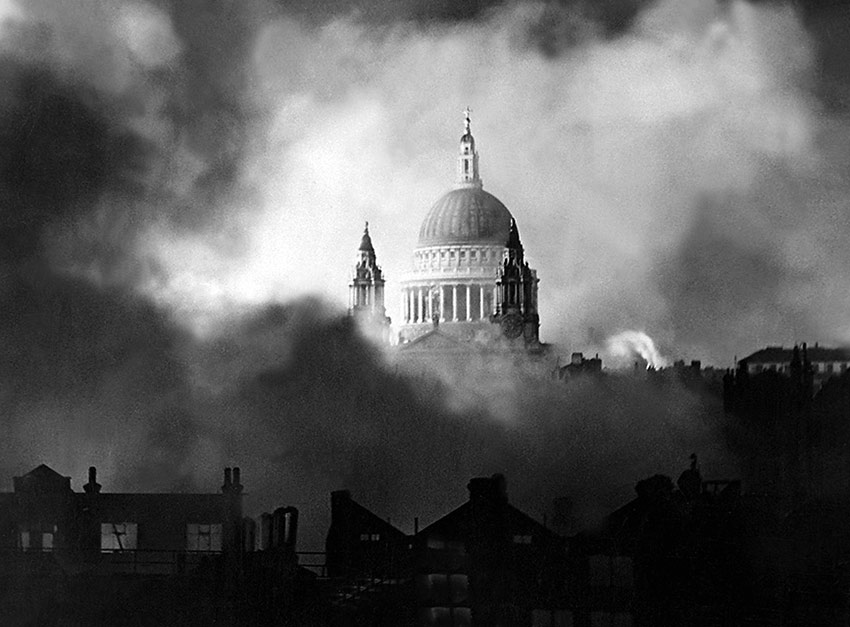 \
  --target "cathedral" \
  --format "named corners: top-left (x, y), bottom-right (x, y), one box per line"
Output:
top-left (349, 110), bottom-right (543, 354)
